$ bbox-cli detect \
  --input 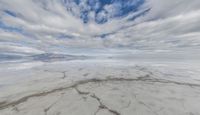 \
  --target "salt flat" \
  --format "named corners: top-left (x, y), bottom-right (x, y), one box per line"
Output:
top-left (0, 56), bottom-right (200, 115)
top-left (1, 0), bottom-right (200, 114)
